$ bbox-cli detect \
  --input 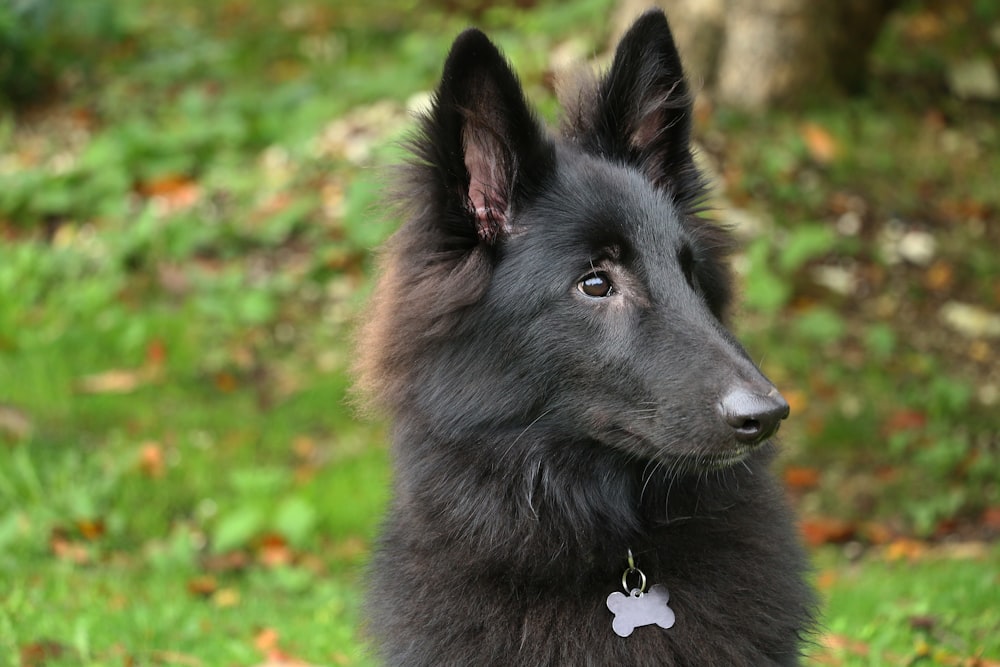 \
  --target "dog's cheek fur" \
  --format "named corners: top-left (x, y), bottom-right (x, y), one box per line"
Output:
top-left (353, 234), bottom-right (494, 413)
